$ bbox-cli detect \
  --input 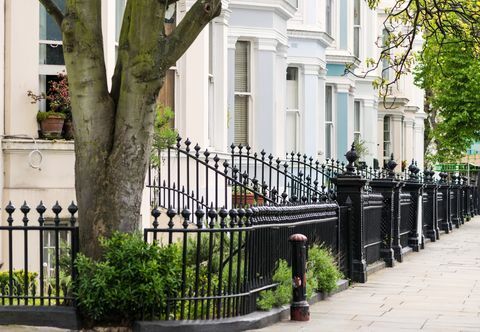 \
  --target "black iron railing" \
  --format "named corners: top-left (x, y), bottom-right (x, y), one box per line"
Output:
top-left (0, 201), bottom-right (78, 306)
top-left (143, 203), bottom-right (341, 320)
